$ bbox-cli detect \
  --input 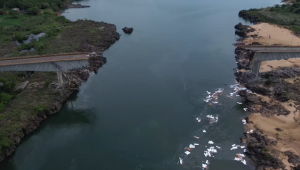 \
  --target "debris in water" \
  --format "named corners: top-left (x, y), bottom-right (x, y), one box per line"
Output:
top-left (194, 136), bottom-right (200, 139)
top-left (243, 108), bottom-right (247, 111)
top-left (231, 146), bottom-right (238, 150)
top-left (179, 157), bottom-right (183, 165)
top-left (203, 130), bottom-right (206, 133)
top-left (189, 144), bottom-right (195, 149)
top-left (185, 151), bottom-right (190, 155)
top-left (208, 141), bottom-right (214, 144)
